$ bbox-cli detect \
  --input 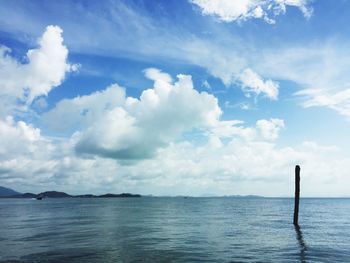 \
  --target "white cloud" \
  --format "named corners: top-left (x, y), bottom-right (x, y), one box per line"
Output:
top-left (42, 84), bottom-right (127, 133)
top-left (0, 25), bottom-right (77, 116)
top-left (43, 68), bottom-right (283, 165)
top-left (0, 116), bottom-right (42, 158)
top-left (191, 0), bottom-right (312, 24)
top-left (45, 136), bottom-right (350, 197)
top-left (1, 129), bottom-right (348, 196)
top-left (177, 40), bottom-right (280, 102)
top-left (190, 40), bottom-right (350, 119)
top-left (144, 68), bottom-right (173, 84)
top-left (256, 118), bottom-right (285, 140)
top-left (209, 118), bottom-right (284, 141)
top-left (0, 2), bottom-right (291, 105)
top-left (0, 19), bottom-right (349, 196)
top-left (210, 120), bottom-right (256, 140)
top-left (0, 116), bottom-right (57, 185)
top-left (239, 68), bottom-right (279, 100)
top-left (0, 68), bottom-right (348, 196)
top-left (44, 69), bottom-right (222, 159)
top-left (2, 114), bottom-right (349, 196)
top-left (295, 88), bottom-right (350, 119)
top-left (202, 80), bottom-right (212, 91)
